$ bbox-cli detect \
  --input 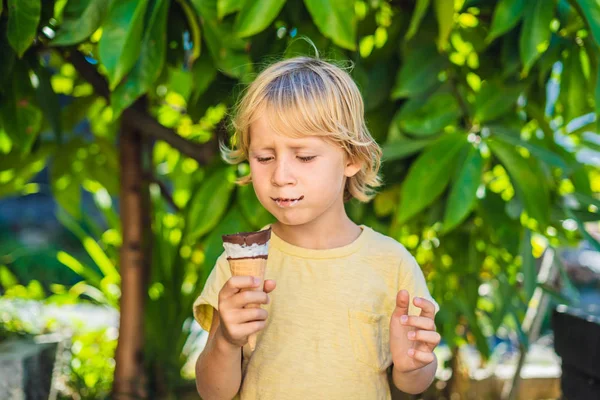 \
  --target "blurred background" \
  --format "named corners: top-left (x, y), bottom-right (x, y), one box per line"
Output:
top-left (0, 0), bottom-right (599, 399)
